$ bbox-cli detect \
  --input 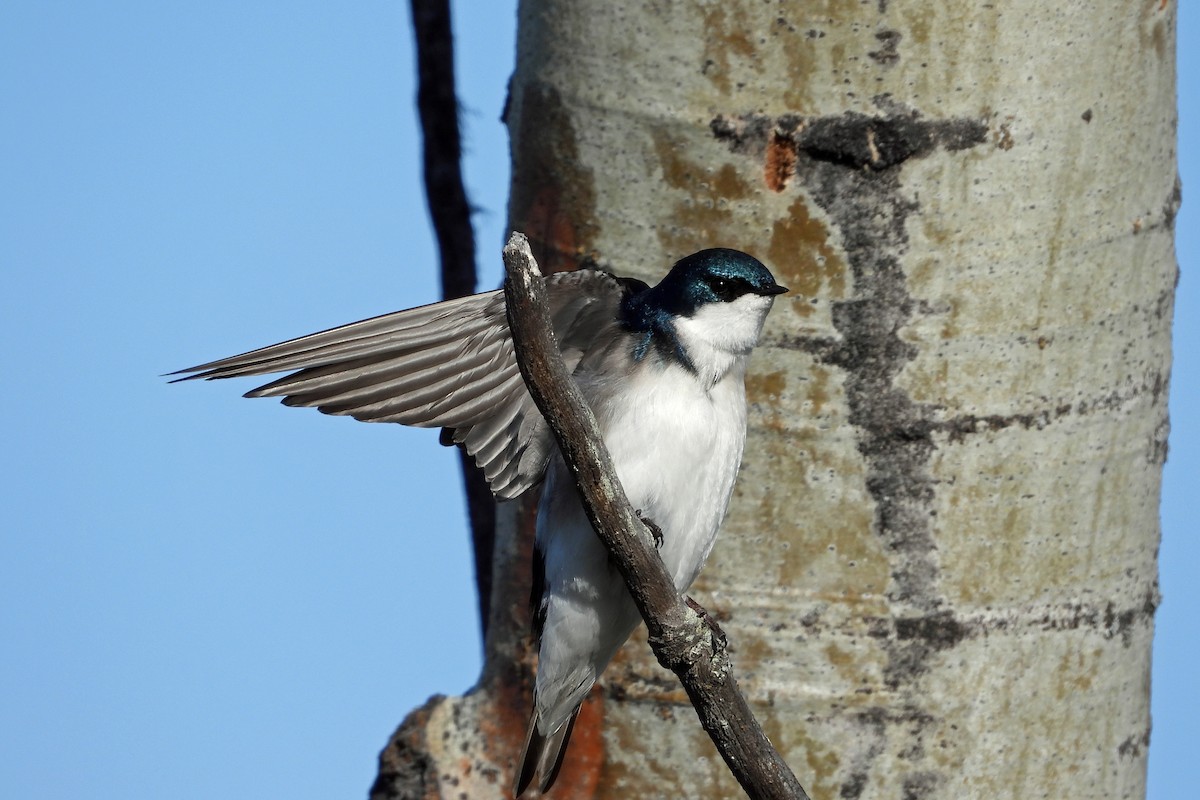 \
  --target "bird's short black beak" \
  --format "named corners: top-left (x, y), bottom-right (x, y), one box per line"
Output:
top-left (761, 283), bottom-right (789, 296)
